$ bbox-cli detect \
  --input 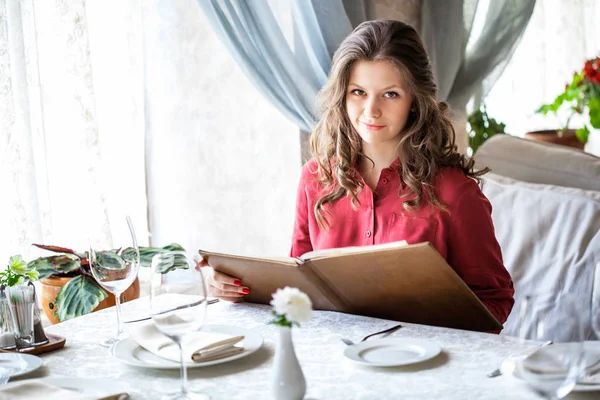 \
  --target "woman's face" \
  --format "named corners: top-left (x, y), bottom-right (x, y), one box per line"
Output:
top-left (345, 60), bottom-right (413, 149)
